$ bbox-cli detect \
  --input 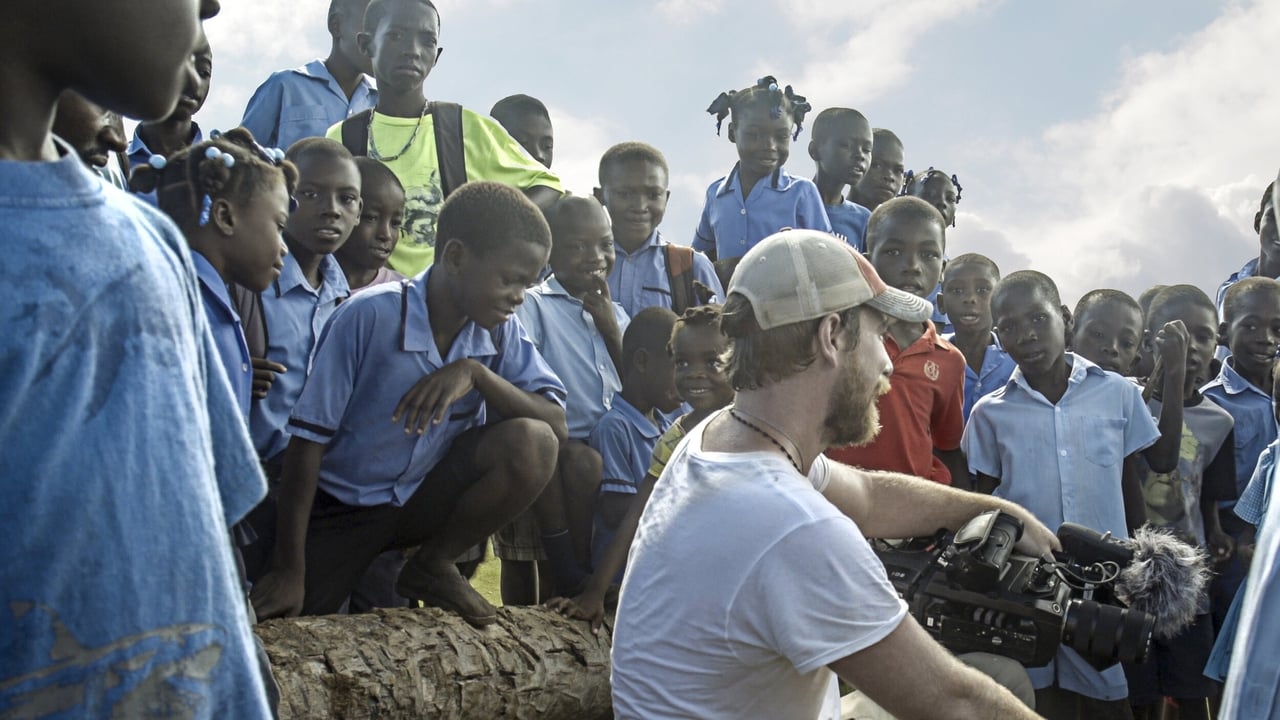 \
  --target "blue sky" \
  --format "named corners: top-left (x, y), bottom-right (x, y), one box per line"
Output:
top-left (197, 0), bottom-right (1280, 306)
